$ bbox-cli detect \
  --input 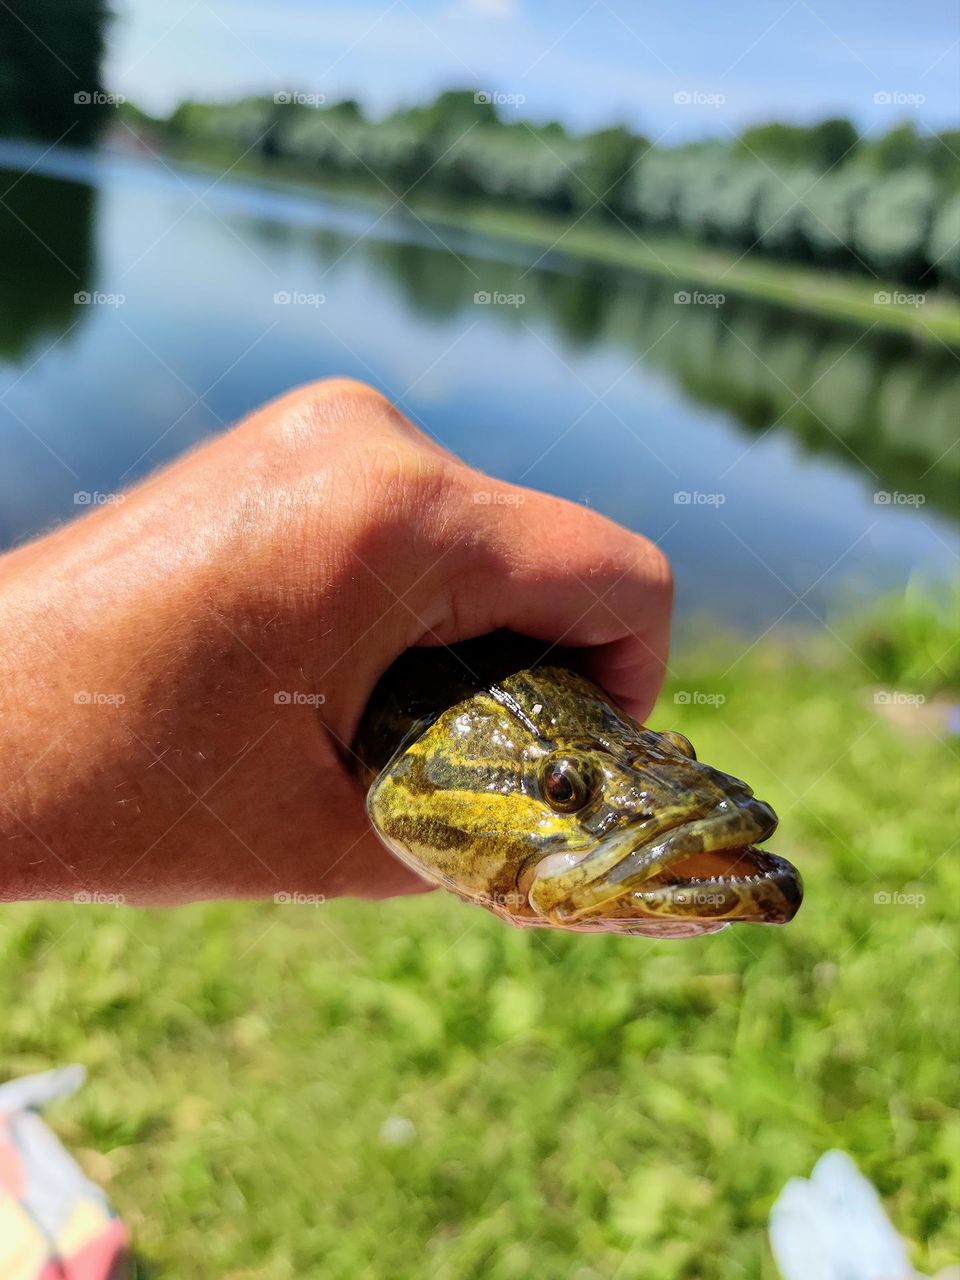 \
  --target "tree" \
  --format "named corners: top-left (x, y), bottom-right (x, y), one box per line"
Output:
top-left (854, 168), bottom-right (939, 279)
top-left (868, 122), bottom-right (925, 173)
top-left (809, 118), bottom-right (858, 169)
top-left (0, 0), bottom-right (112, 144)
top-left (575, 126), bottom-right (648, 219)
top-left (927, 192), bottom-right (960, 287)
